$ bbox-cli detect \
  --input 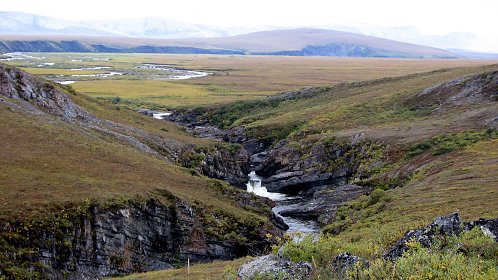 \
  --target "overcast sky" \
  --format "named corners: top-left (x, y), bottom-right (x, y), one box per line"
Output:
top-left (2, 0), bottom-right (498, 51)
